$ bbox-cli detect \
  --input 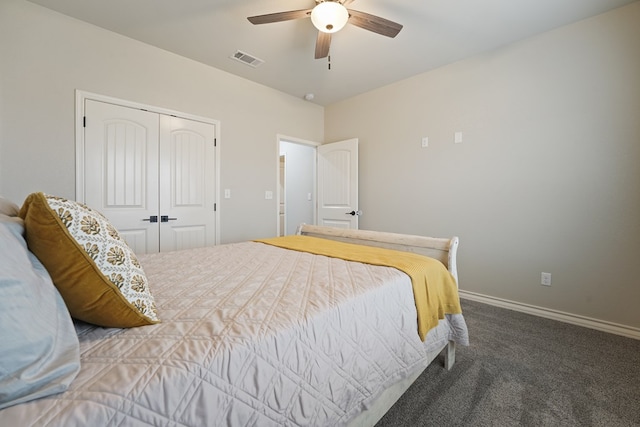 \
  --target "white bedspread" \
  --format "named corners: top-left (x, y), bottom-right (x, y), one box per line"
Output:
top-left (1, 241), bottom-right (468, 426)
